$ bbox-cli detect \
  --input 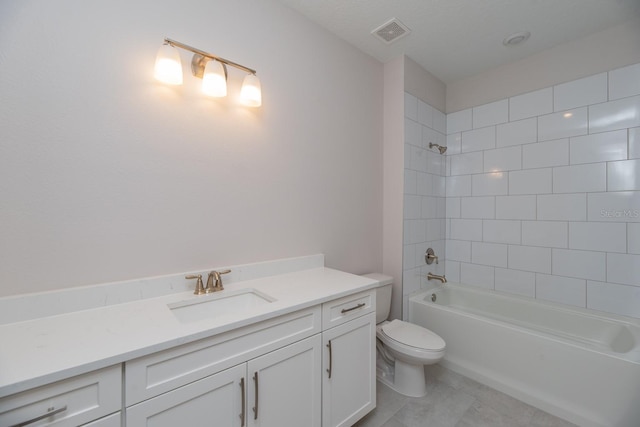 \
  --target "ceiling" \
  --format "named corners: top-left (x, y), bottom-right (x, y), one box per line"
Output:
top-left (276, 0), bottom-right (640, 84)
